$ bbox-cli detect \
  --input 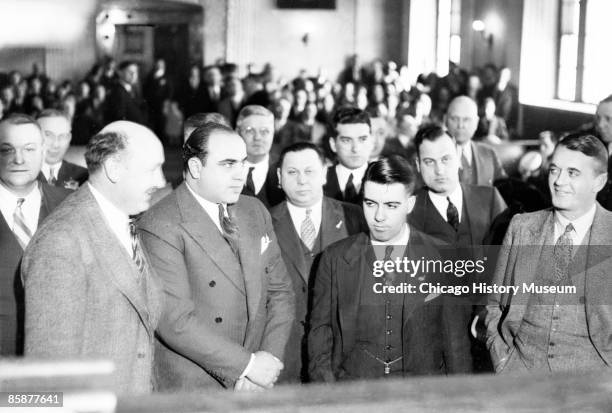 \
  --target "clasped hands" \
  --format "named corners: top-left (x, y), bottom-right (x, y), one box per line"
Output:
top-left (235, 351), bottom-right (283, 392)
